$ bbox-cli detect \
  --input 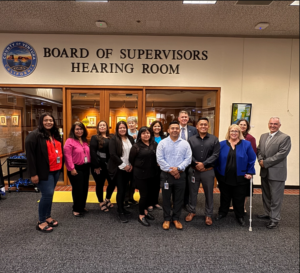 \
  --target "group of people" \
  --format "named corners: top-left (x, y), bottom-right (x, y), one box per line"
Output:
top-left (25, 111), bottom-right (291, 233)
